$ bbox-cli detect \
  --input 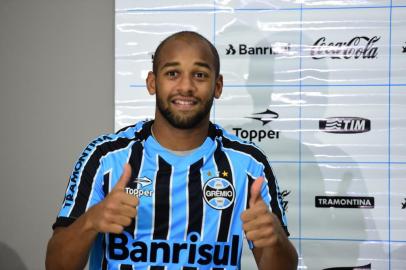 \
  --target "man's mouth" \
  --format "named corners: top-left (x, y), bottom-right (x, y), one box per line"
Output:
top-left (171, 97), bottom-right (198, 110)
